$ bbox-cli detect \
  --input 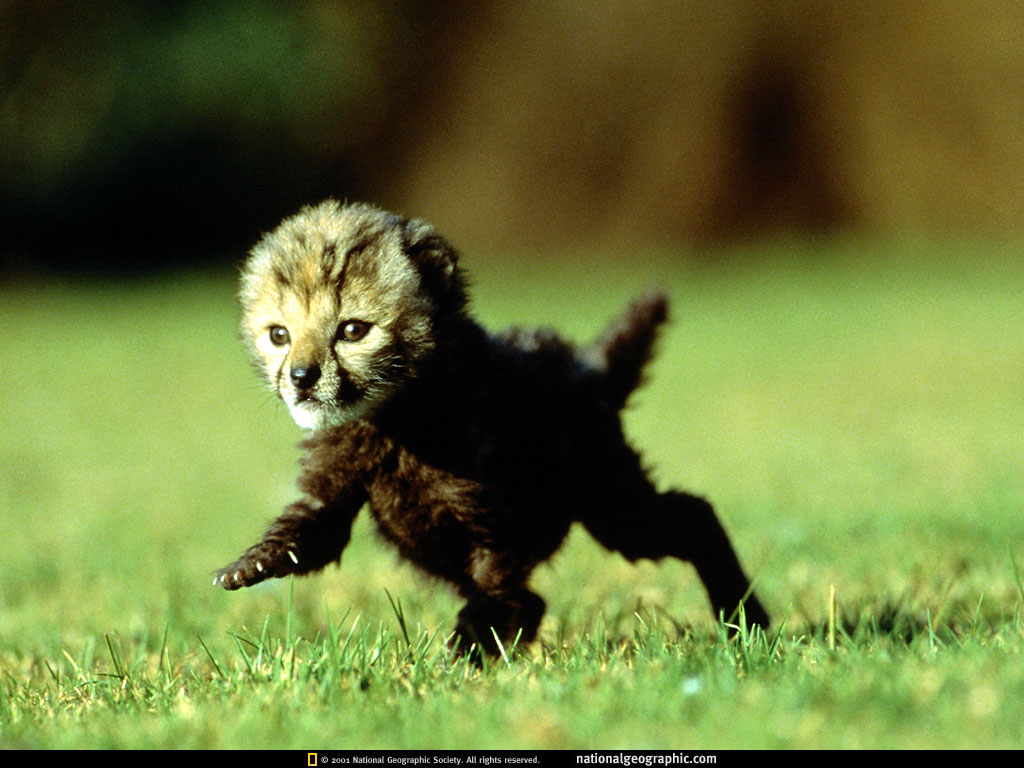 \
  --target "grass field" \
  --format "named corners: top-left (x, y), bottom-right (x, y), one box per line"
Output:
top-left (2, 238), bottom-right (1023, 749)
